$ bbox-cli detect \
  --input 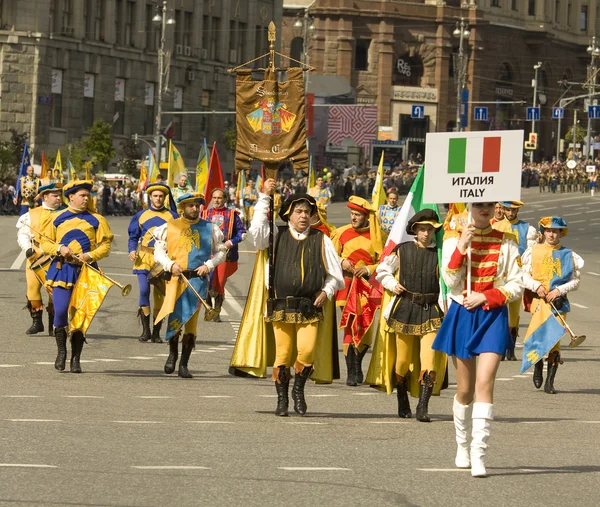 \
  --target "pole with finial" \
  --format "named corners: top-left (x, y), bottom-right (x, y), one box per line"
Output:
top-left (268, 21), bottom-right (276, 71)
top-left (266, 21), bottom-right (277, 303)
